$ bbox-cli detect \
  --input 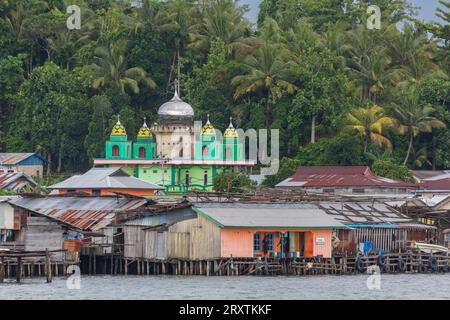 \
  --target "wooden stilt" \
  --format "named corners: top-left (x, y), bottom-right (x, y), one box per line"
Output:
top-left (46, 249), bottom-right (52, 283)
top-left (0, 257), bottom-right (4, 283)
